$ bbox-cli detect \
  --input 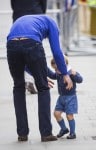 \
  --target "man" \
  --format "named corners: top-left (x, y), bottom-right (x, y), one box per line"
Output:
top-left (10, 0), bottom-right (47, 94)
top-left (7, 15), bottom-right (73, 142)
